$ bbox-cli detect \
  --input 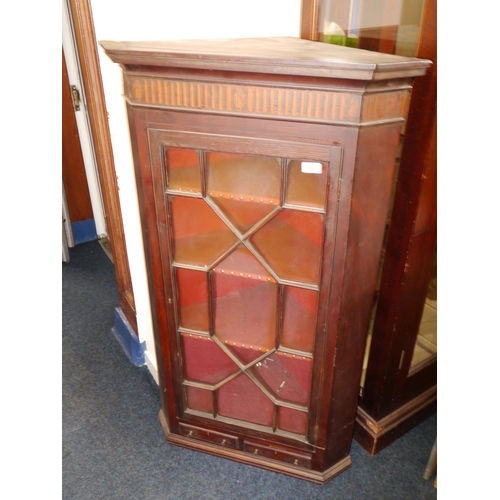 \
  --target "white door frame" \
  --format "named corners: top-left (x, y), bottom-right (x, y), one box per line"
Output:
top-left (62, 0), bottom-right (107, 238)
